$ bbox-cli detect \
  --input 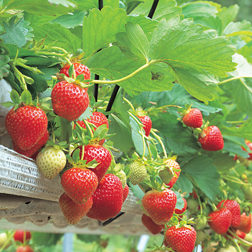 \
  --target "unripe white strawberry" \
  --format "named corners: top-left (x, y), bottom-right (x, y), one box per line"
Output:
top-left (36, 146), bottom-right (66, 179)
